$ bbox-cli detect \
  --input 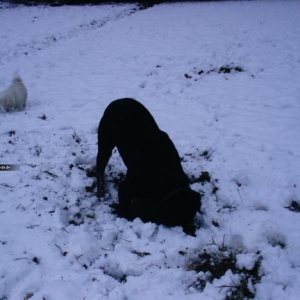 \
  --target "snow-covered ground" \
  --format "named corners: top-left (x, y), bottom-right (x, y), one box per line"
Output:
top-left (0, 1), bottom-right (300, 299)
